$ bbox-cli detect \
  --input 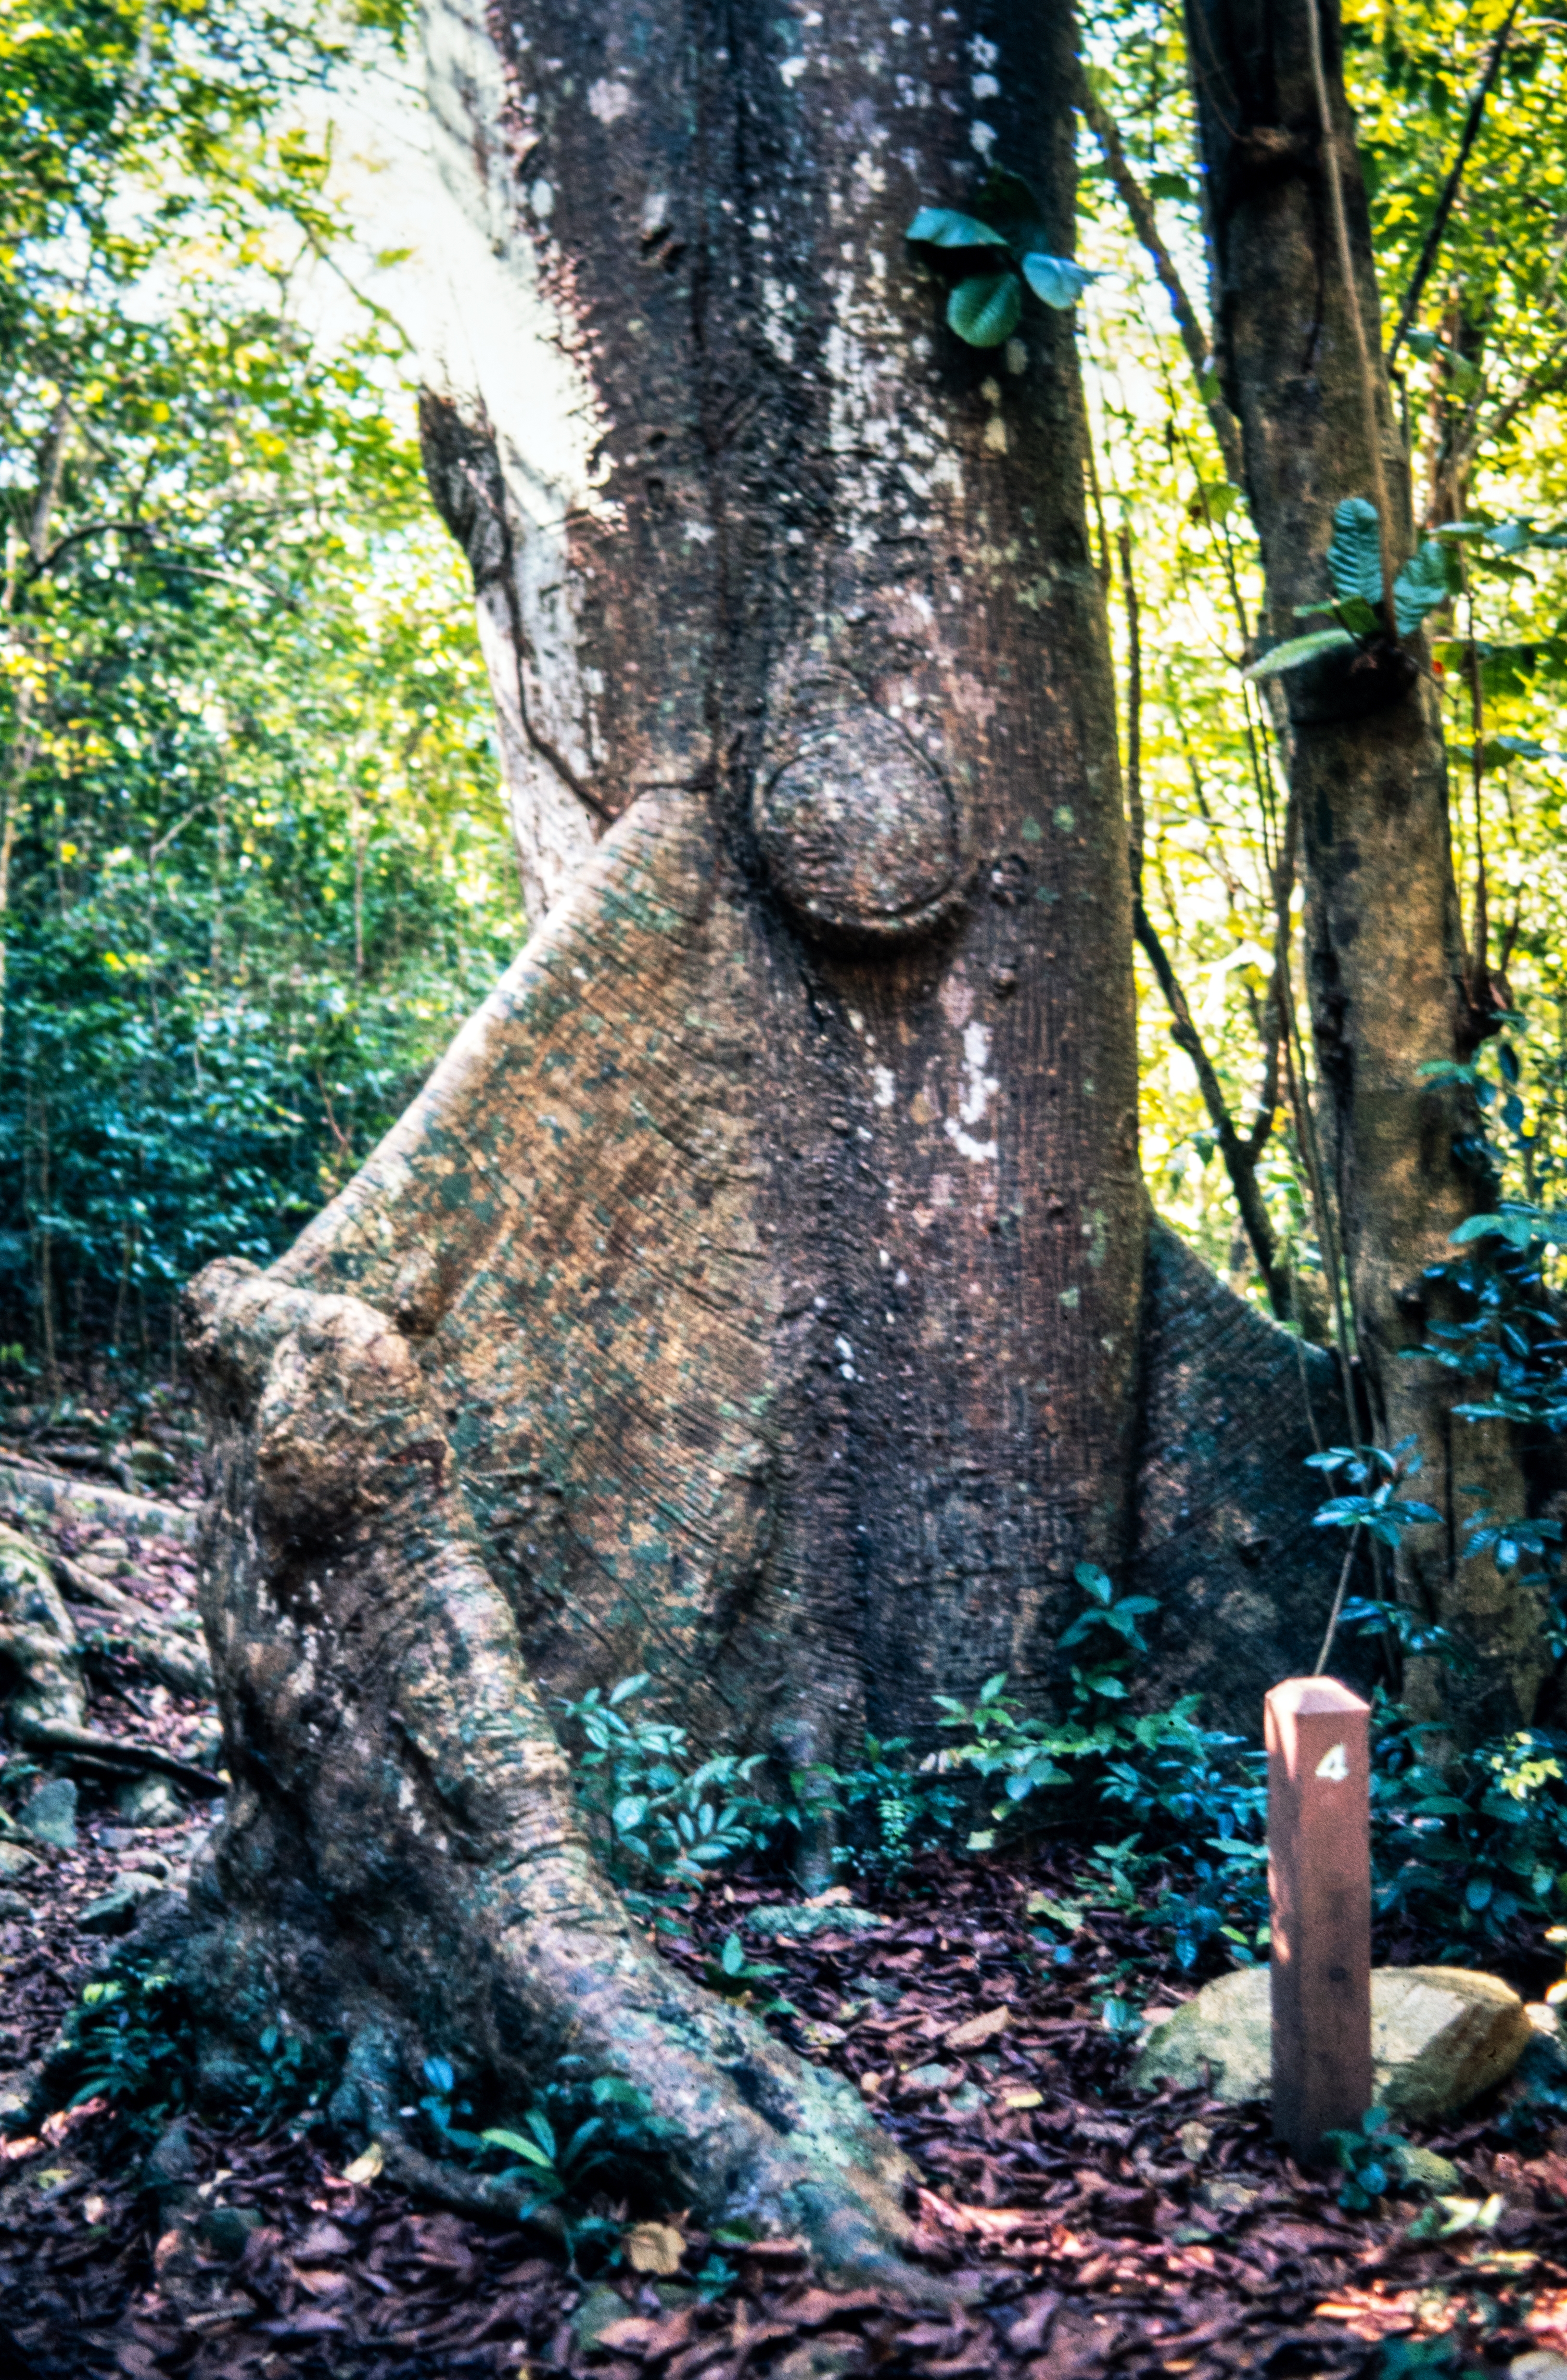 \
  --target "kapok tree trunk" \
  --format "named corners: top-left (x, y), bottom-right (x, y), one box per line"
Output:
top-left (165, 0), bottom-right (1343, 2277)
top-left (1184, 0), bottom-right (1545, 1734)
